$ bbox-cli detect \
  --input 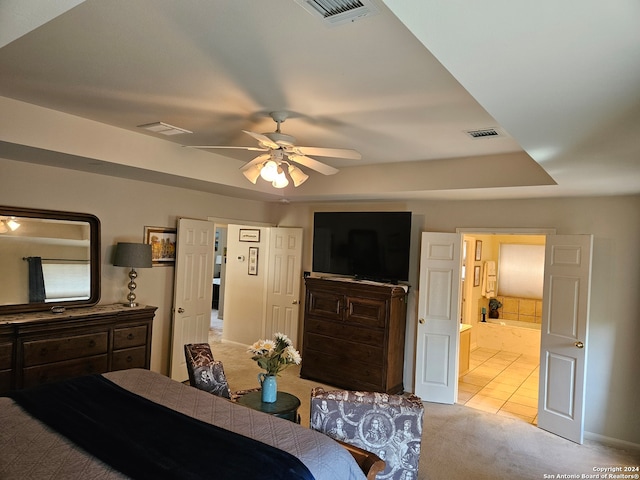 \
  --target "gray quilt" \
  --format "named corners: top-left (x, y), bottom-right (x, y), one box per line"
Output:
top-left (0, 368), bottom-right (366, 480)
